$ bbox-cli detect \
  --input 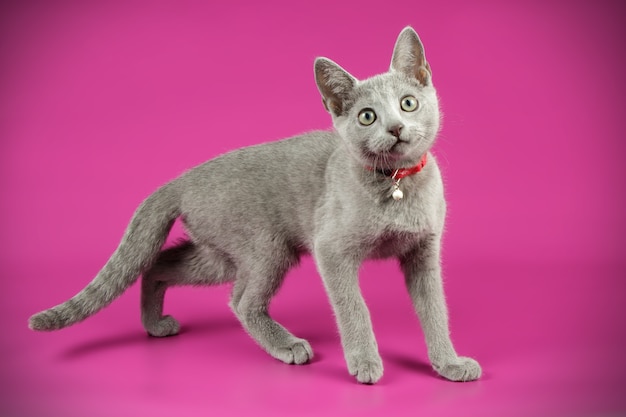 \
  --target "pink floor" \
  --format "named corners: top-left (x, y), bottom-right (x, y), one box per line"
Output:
top-left (3, 259), bottom-right (625, 417)
top-left (2, 1), bottom-right (626, 416)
